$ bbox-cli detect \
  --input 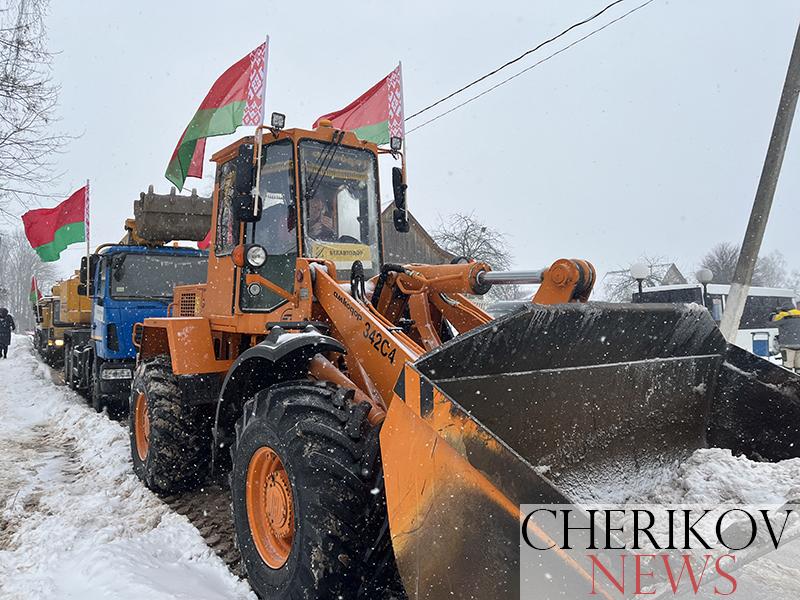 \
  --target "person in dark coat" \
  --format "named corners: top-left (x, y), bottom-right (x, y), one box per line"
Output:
top-left (0, 307), bottom-right (15, 358)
